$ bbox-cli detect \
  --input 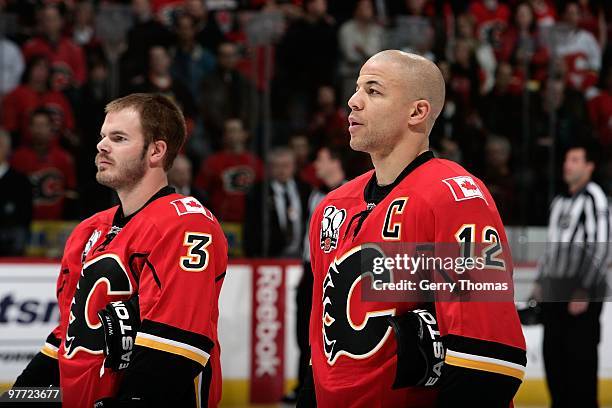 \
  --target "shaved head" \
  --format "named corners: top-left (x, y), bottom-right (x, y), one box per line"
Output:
top-left (348, 49), bottom-right (446, 165)
top-left (363, 50), bottom-right (445, 125)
